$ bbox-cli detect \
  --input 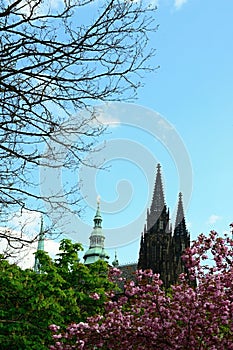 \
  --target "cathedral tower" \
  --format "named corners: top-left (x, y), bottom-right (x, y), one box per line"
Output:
top-left (138, 164), bottom-right (190, 287)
